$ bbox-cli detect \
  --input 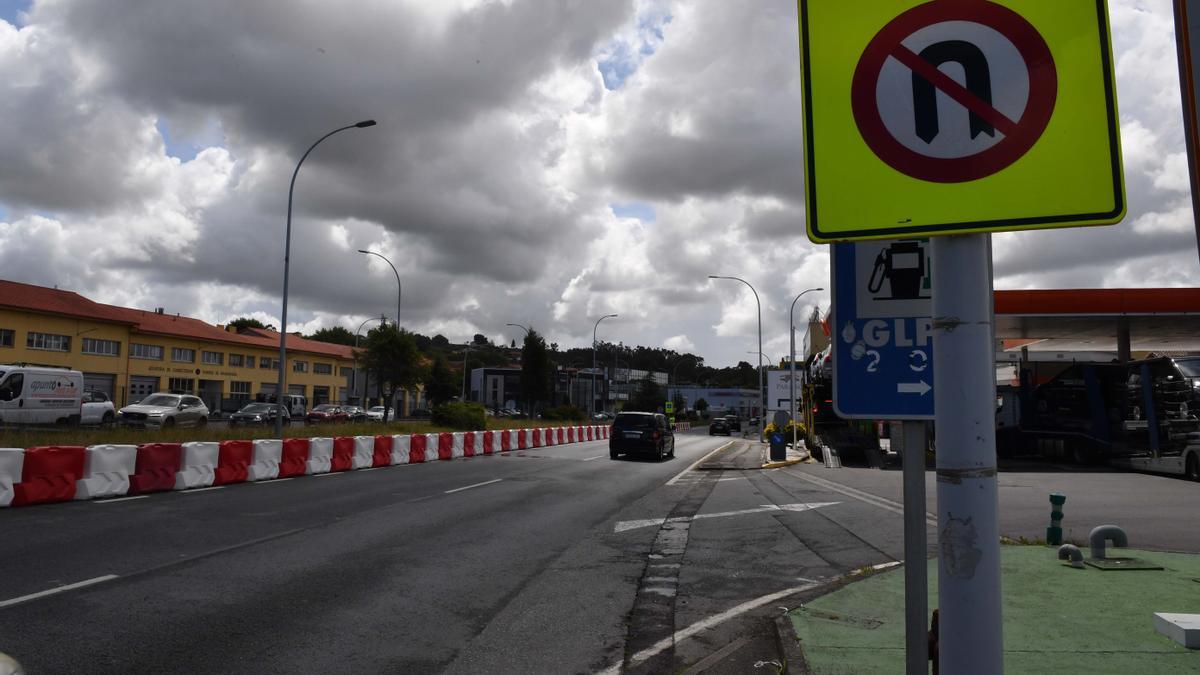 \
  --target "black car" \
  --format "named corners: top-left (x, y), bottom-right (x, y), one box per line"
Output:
top-left (610, 412), bottom-right (675, 461)
top-left (725, 415), bottom-right (741, 432)
top-left (229, 402), bottom-right (288, 426)
top-left (709, 417), bottom-right (731, 436)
